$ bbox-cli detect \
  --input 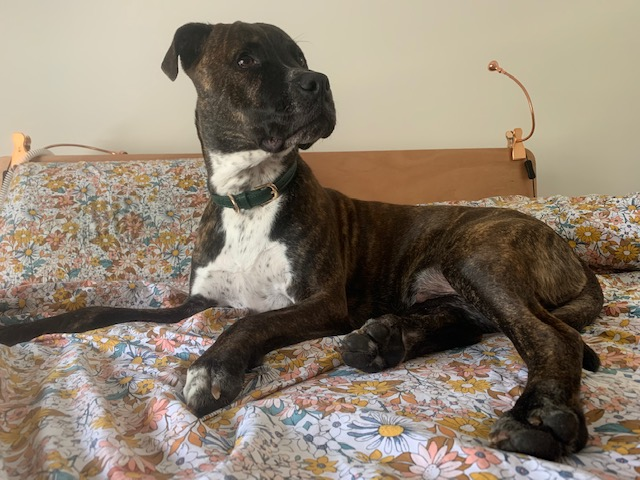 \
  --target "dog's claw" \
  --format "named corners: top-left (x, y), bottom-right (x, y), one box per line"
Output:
top-left (211, 382), bottom-right (221, 400)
